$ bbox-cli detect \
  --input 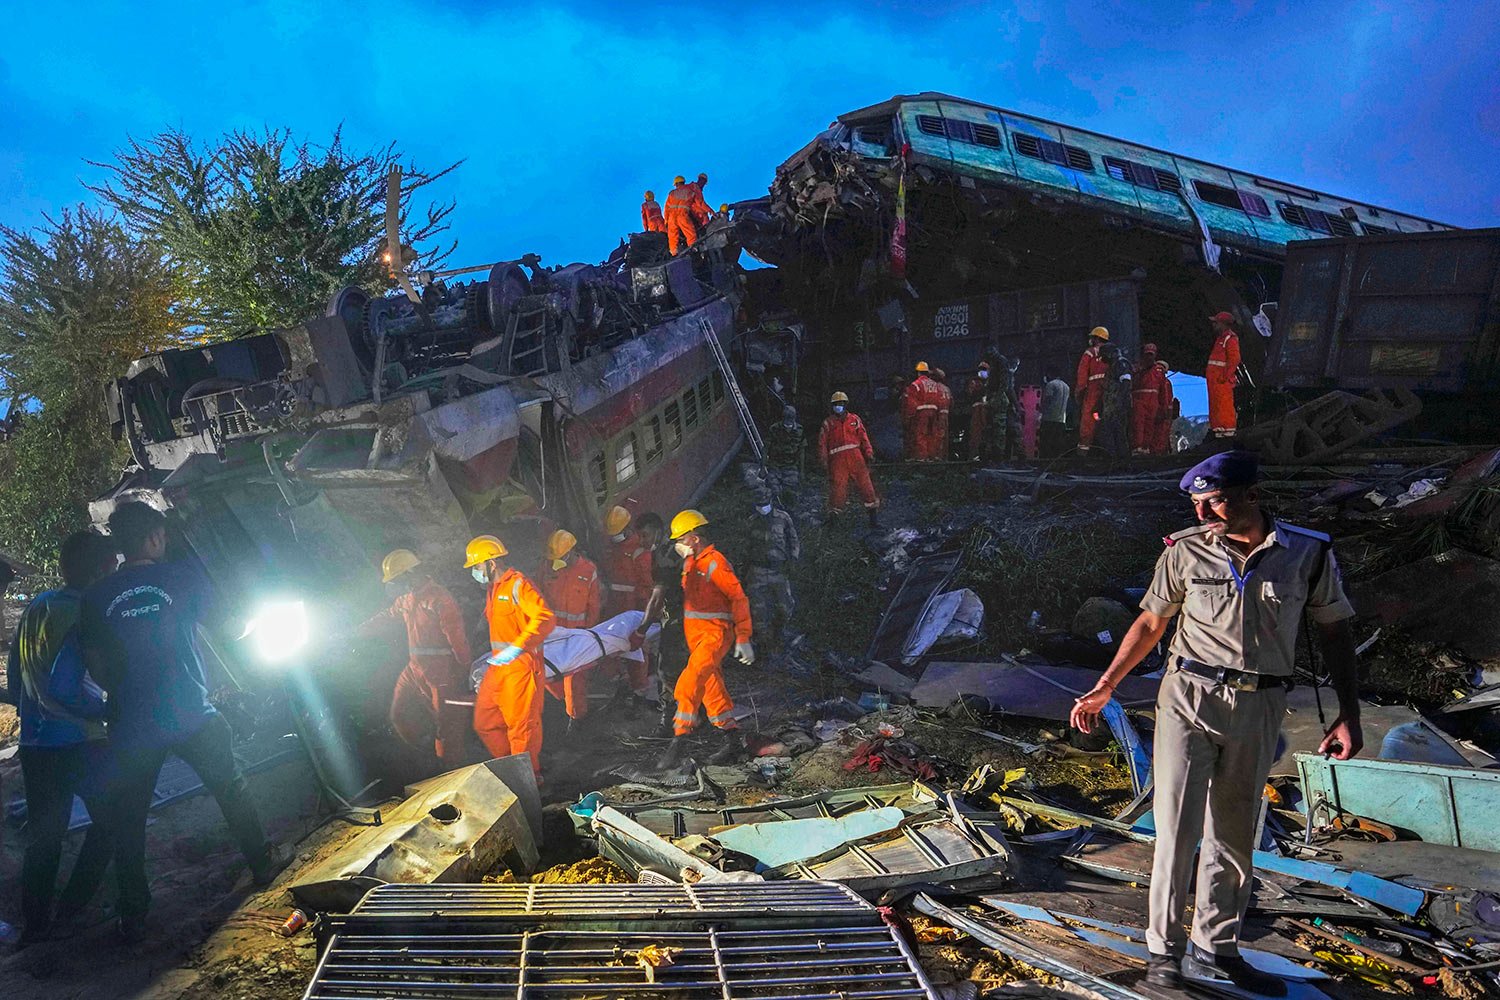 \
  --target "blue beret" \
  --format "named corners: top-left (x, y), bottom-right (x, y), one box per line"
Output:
top-left (1180, 450), bottom-right (1259, 494)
